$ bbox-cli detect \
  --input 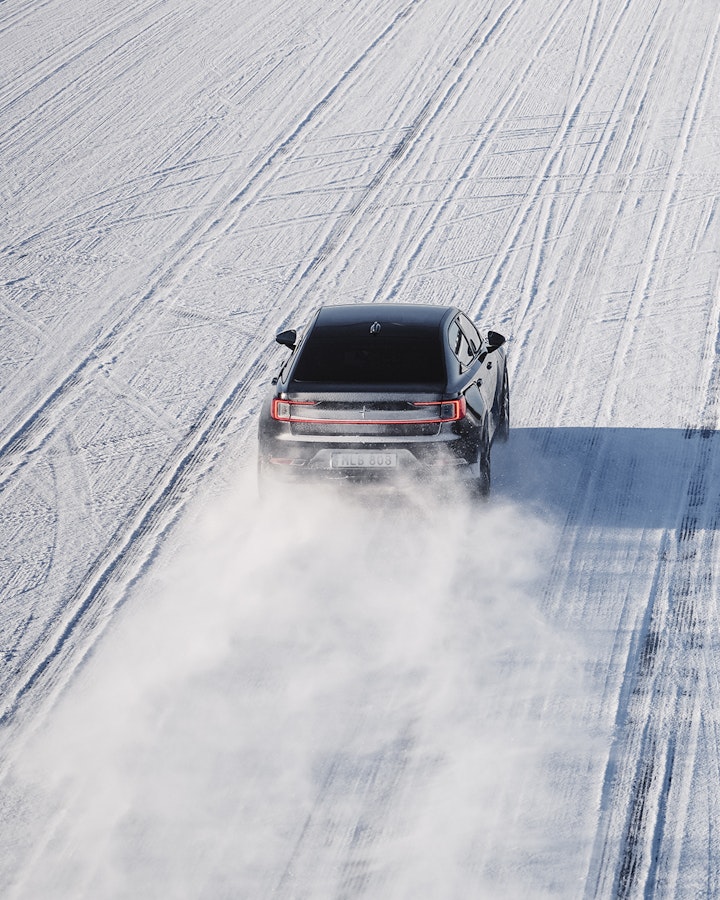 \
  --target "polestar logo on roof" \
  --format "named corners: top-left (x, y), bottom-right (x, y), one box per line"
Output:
top-left (370, 321), bottom-right (381, 334)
